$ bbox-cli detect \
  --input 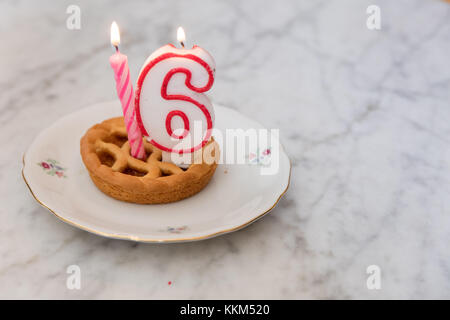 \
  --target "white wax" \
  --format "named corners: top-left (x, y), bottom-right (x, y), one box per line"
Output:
top-left (135, 44), bottom-right (216, 167)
